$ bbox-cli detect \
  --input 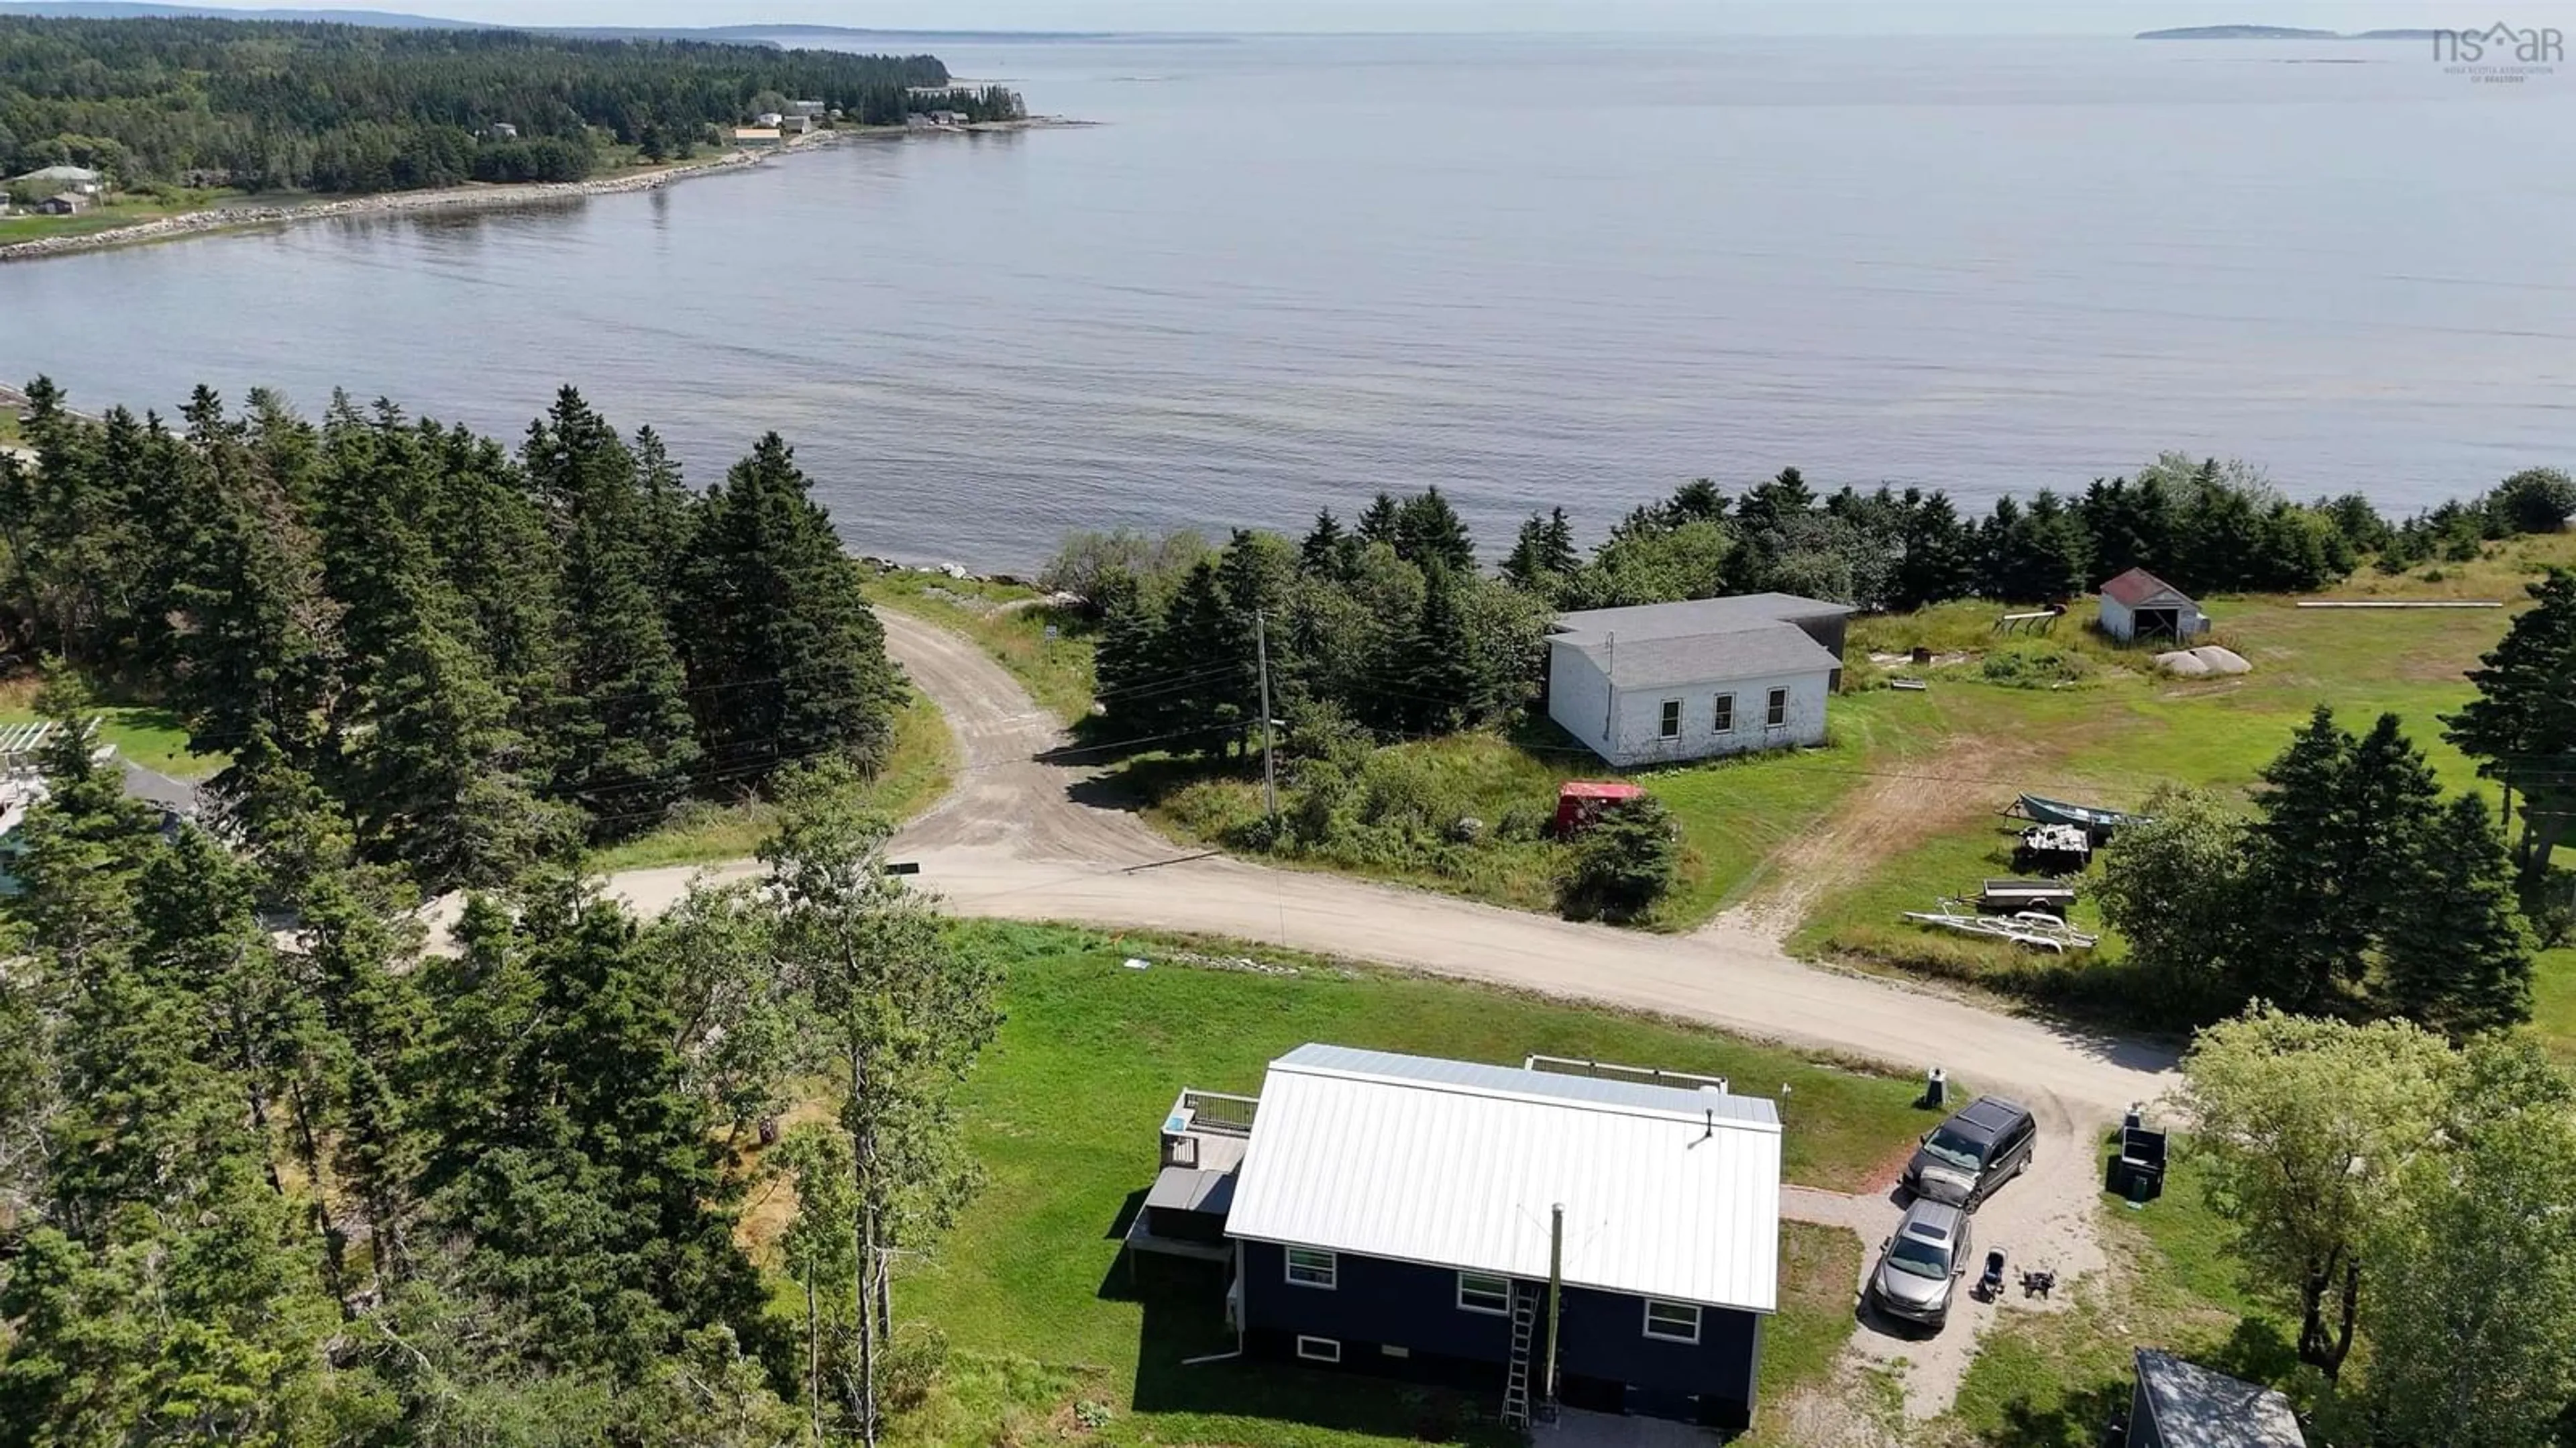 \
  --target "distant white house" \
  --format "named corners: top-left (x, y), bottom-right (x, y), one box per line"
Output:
top-left (788, 99), bottom-right (828, 117)
top-left (1546, 594), bottom-right (1854, 768)
top-left (2097, 567), bottom-right (2209, 644)
top-left (8, 164), bottom-right (102, 196)
top-left (486, 121), bottom-right (519, 140)
top-left (753, 111), bottom-right (786, 128)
